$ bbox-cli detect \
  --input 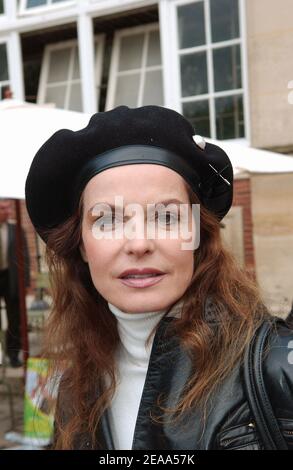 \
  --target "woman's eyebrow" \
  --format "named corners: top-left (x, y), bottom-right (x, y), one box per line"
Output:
top-left (88, 203), bottom-right (117, 214)
top-left (87, 199), bottom-right (186, 214)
